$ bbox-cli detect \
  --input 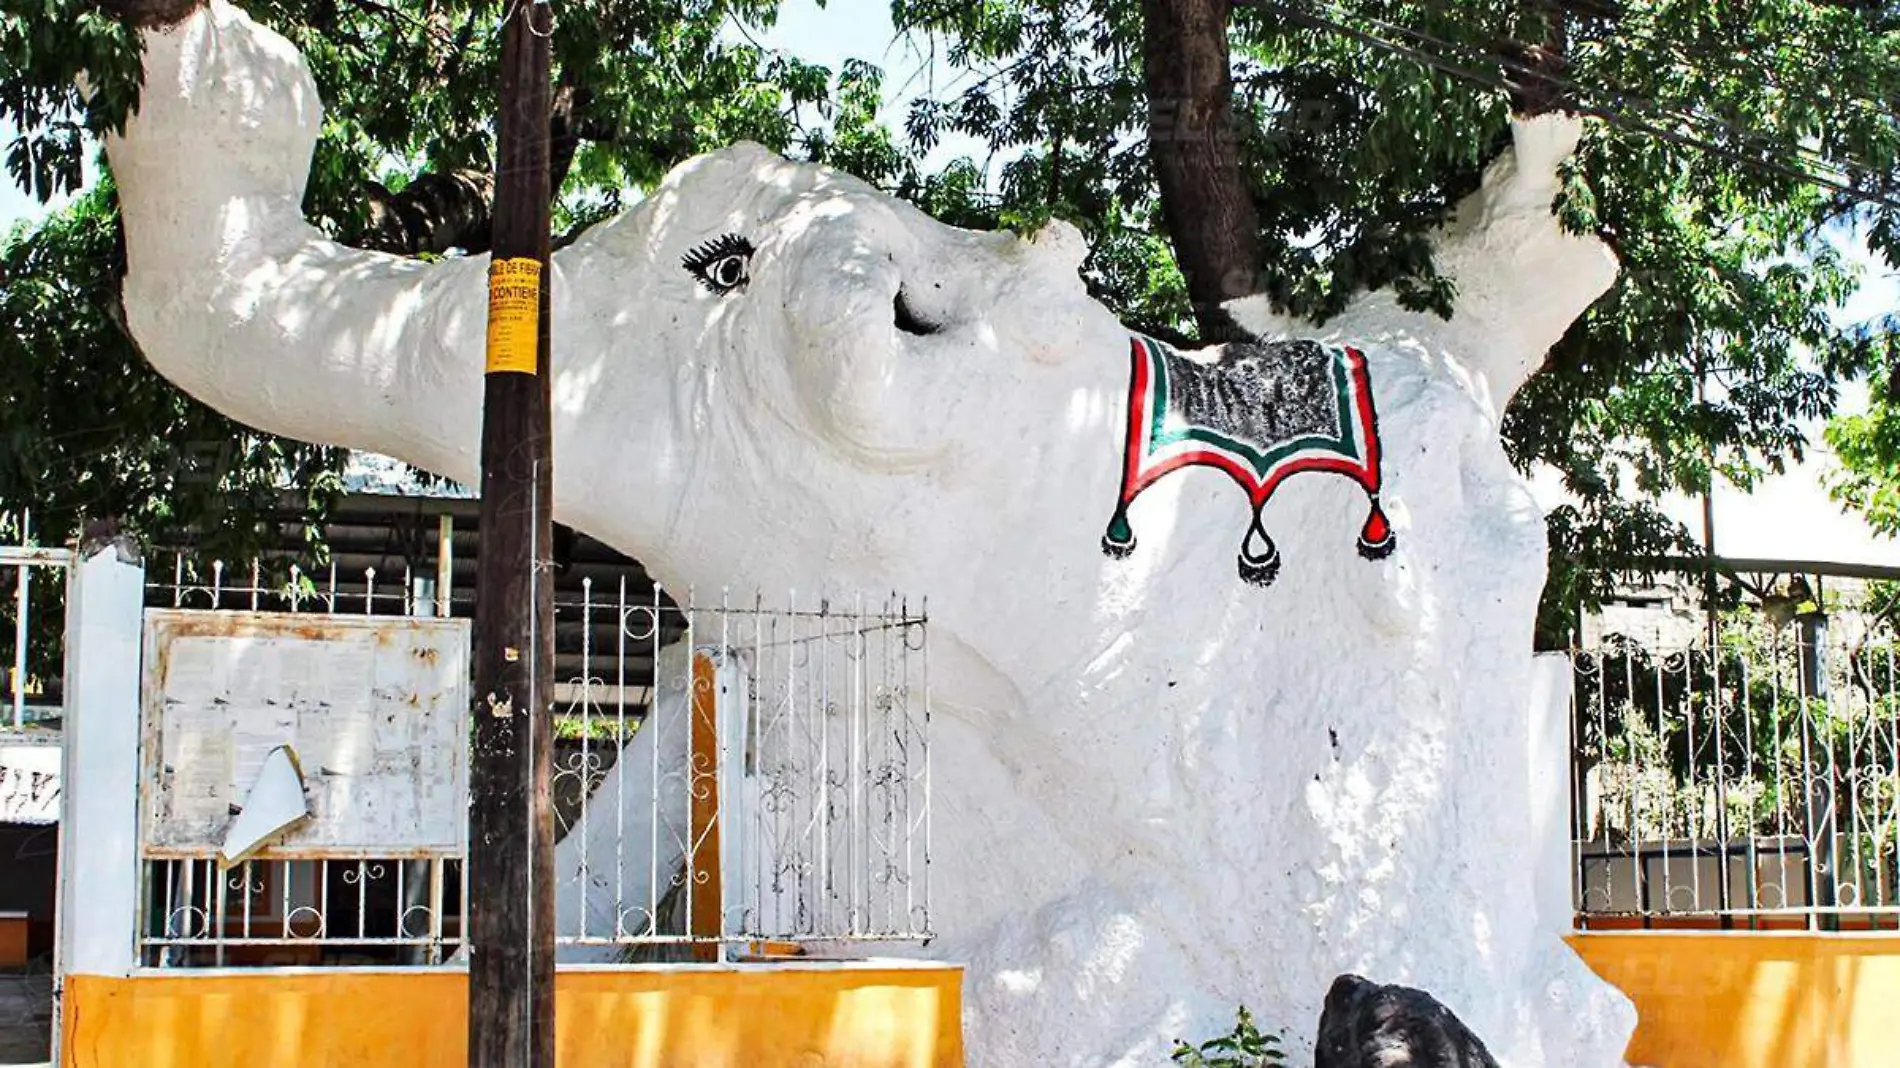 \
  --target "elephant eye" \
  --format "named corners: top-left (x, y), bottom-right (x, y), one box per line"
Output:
top-left (682, 233), bottom-right (755, 295)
